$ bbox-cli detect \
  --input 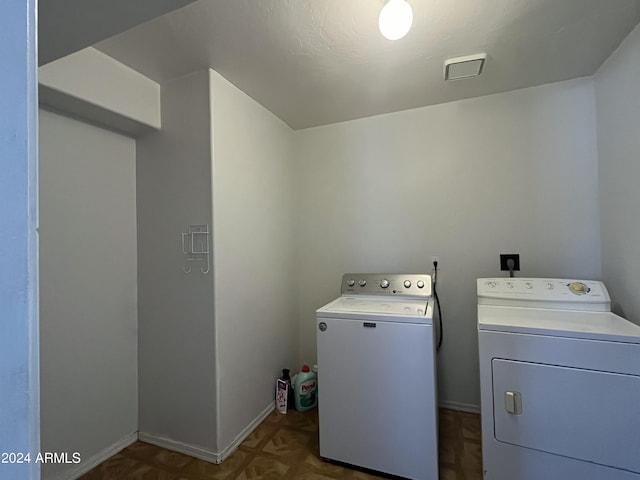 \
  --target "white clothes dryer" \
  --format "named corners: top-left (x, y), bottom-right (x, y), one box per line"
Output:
top-left (478, 278), bottom-right (640, 480)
